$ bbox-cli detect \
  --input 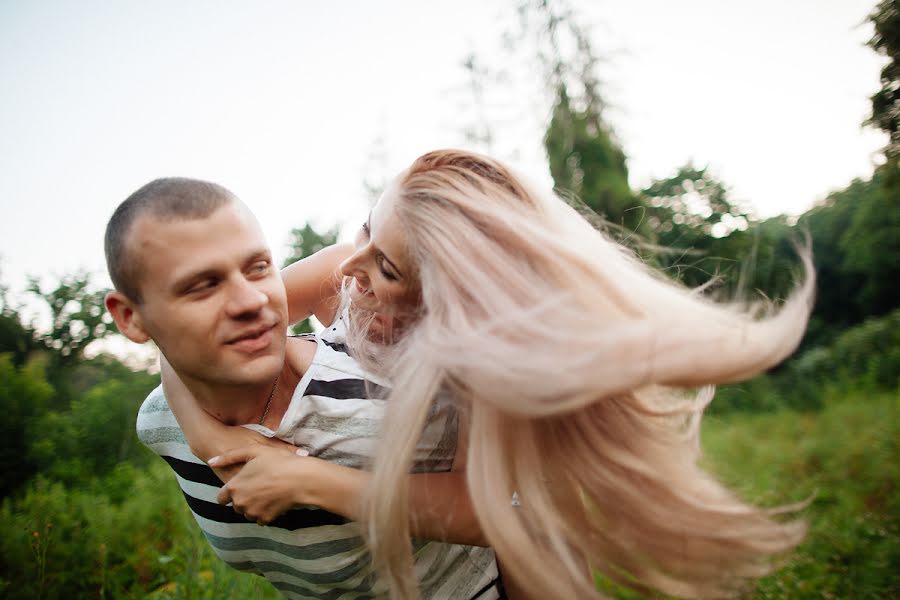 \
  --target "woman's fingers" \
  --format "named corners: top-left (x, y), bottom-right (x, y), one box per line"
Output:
top-left (208, 446), bottom-right (260, 468)
top-left (217, 484), bottom-right (233, 505)
top-left (208, 443), bottom-right (304, 467)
